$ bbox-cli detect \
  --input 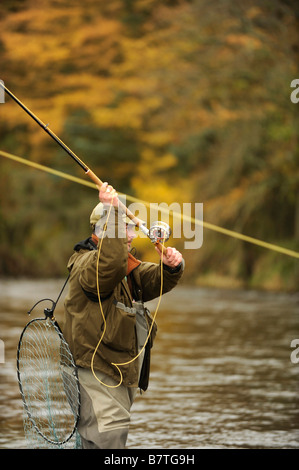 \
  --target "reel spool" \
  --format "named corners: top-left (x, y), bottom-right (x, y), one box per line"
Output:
top-left (148, 221), bottom-right (171, 244)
